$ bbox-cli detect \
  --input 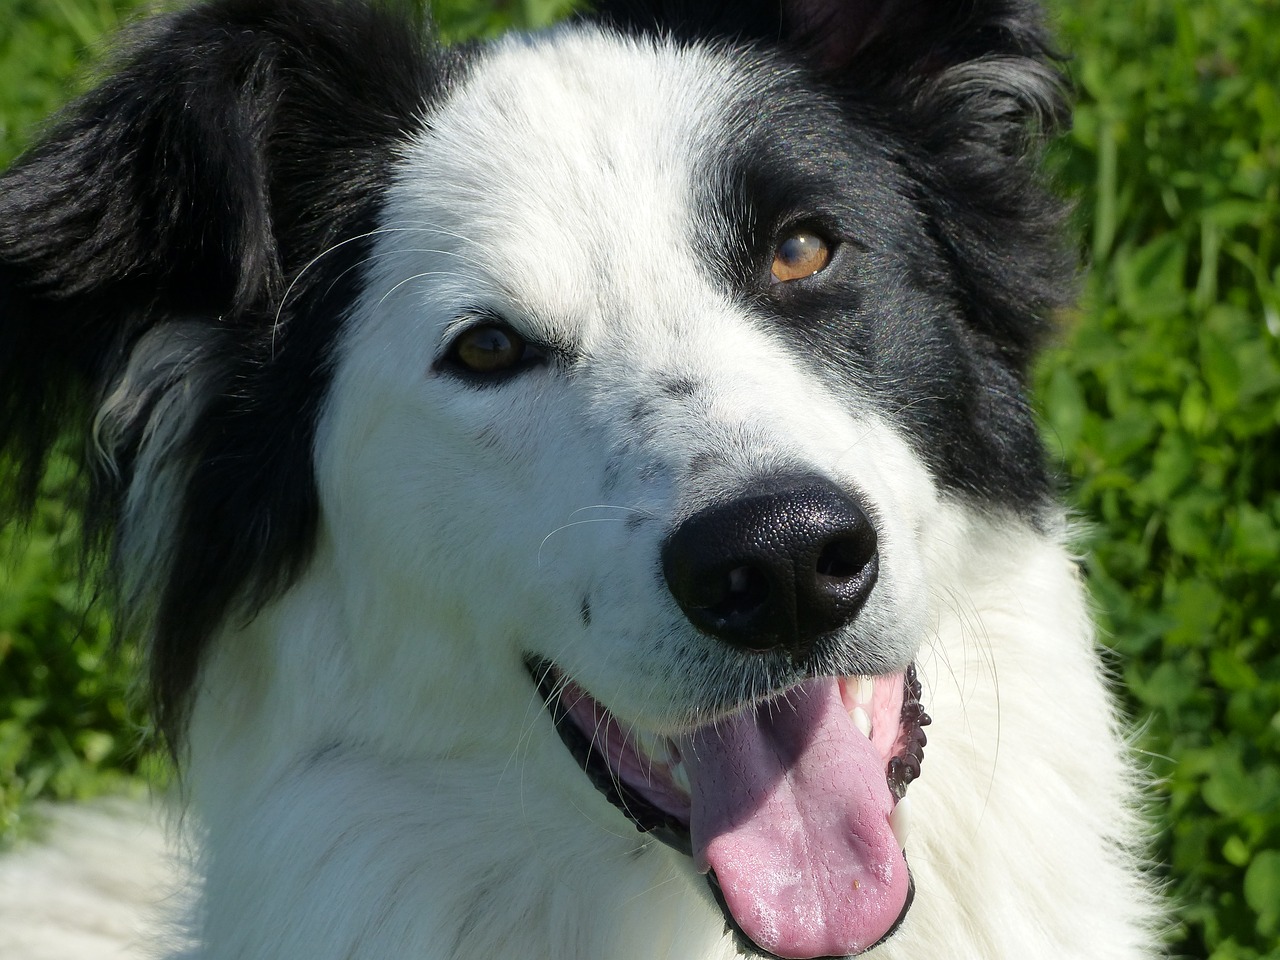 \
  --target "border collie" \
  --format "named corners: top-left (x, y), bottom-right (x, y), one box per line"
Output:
top-left (0, 0), bottom-right (1159, 957)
